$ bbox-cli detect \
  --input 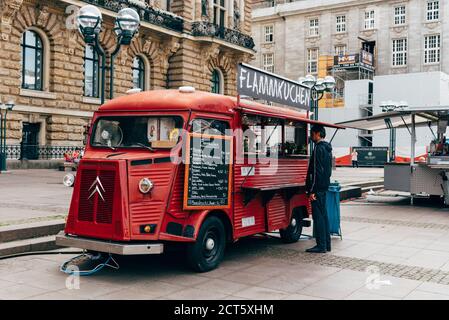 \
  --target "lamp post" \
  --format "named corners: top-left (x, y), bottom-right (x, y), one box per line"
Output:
top-left (77, 5), bottom-right (140, 104)
top-left (299, 75), bottom-right (336, 121)
top-left (299, 75), bottom-right (336, 154)
top-left (0, 100), bottom-right (15, 172)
